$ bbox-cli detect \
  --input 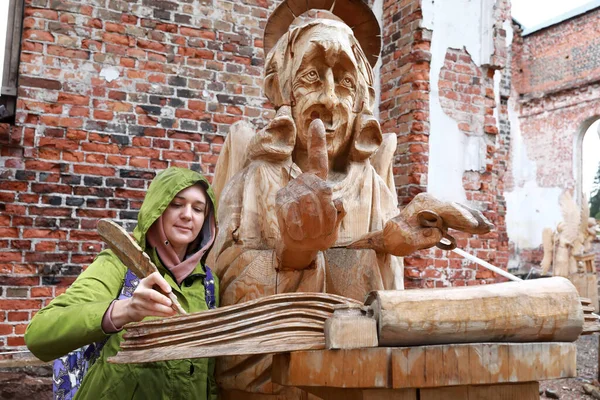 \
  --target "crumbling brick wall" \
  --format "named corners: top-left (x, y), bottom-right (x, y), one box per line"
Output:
top-left (402, 0), bottom-right (512, 287)
top-left (380, 0), bottom-right (431, 206)
top-left (510, 7), bottom-right (600, 272)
